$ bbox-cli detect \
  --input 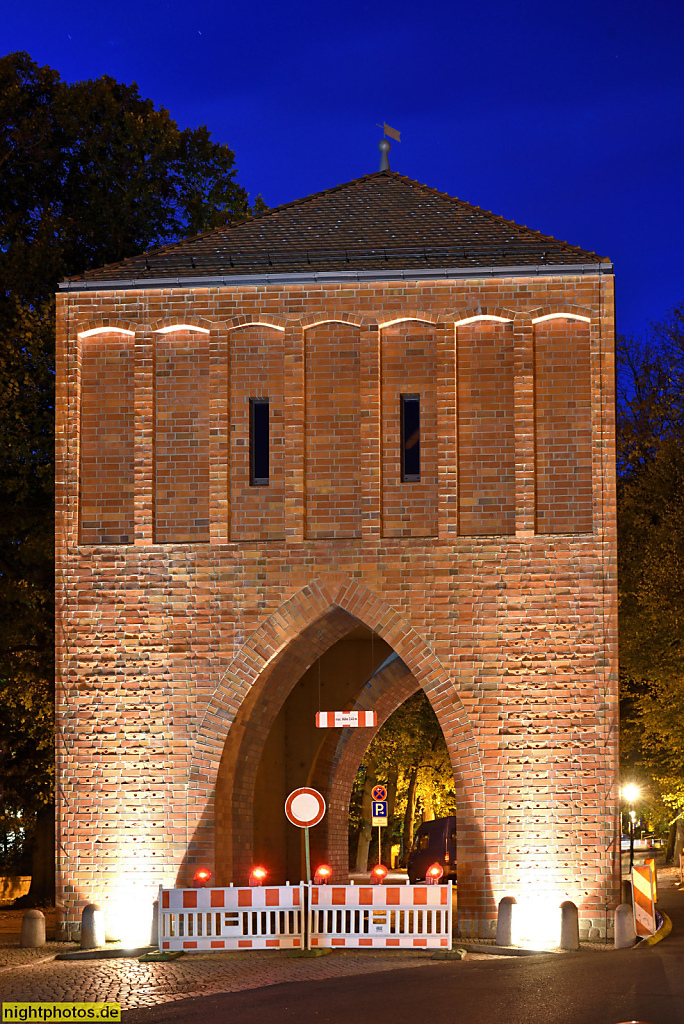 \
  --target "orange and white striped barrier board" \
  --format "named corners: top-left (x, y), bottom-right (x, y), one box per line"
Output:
top-left (643, 857), bottom-right (658, 903)
top-left (632, 865), bottom-right (656, 937)
top-left (159, 884), bottom-right (303, 951)
top-left (316, 711), bottom-right (377, 728)
top-left (308, 882), bottom-right (452, 949)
